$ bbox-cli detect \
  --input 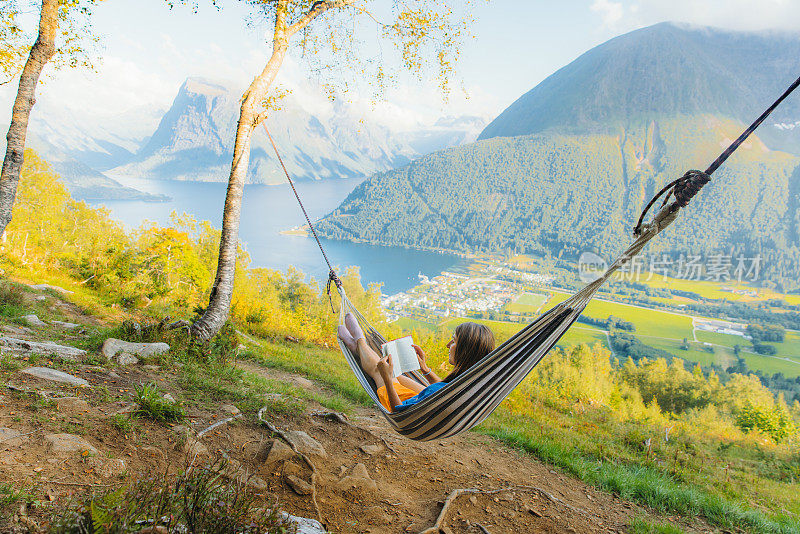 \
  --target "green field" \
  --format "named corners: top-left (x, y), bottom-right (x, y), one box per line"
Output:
top-left (505, 291), bottom-right (547, 314)
top-left (694, 329), bottom-right (800, 377)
